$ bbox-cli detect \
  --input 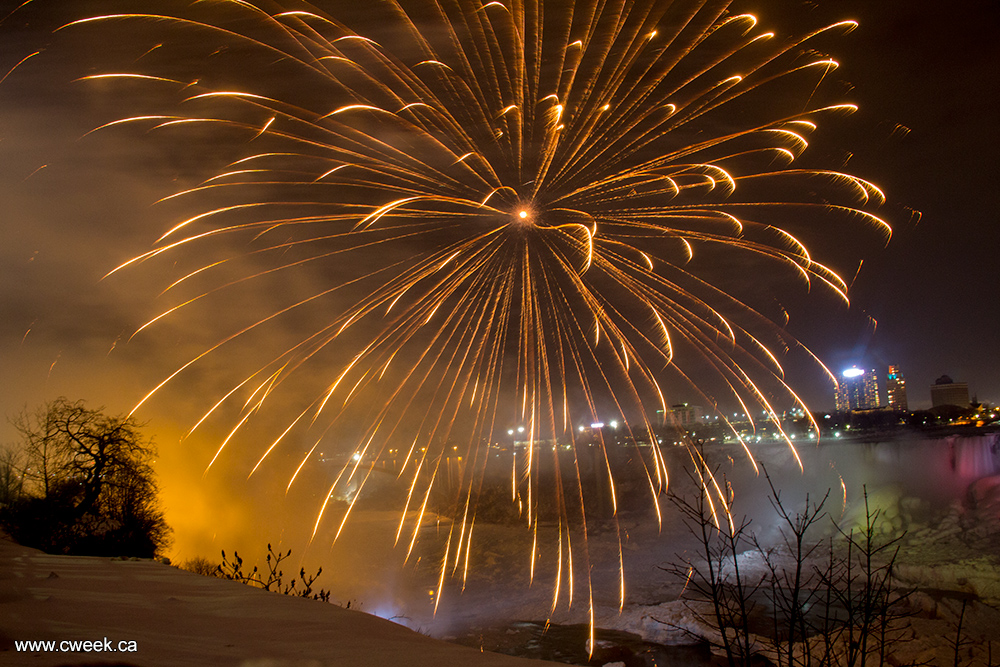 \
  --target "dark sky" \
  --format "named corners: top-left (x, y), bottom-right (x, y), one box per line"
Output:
top-left (792, 0), bottom-right (1000, 409)
top-left (1, 0), bottom-right (998, 449)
